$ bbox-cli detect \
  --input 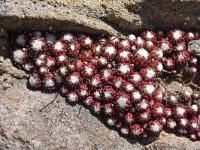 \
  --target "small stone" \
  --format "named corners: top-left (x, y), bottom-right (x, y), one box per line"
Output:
top-left (0, 56), bottom-right (4, 63)
top-left (2, 82), bottom-right (13, 89)
top-left (188, 40), bottom-right (200, 56)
